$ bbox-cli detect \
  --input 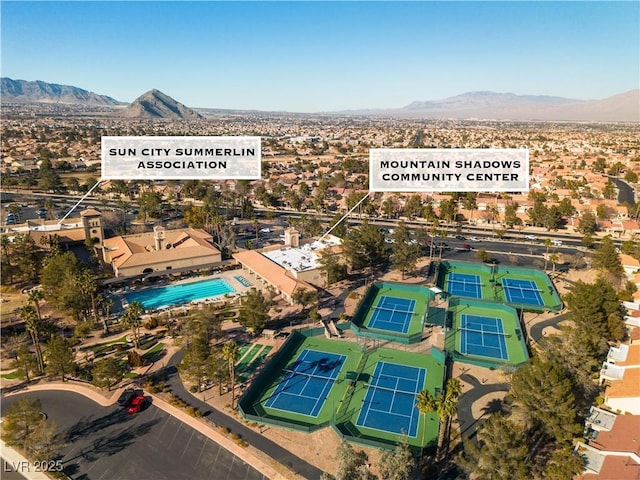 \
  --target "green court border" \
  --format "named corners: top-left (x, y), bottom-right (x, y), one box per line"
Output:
top-left (350, 282), bottom-right (433, 344)
top-left (438, 261), bottom-right (562, 312)
top-left (445, 297), bottom-right (529, 367)
top-left (238, 330), bottom-right (445, 450)
top-left (333, 347), bottom-right (445, 449)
